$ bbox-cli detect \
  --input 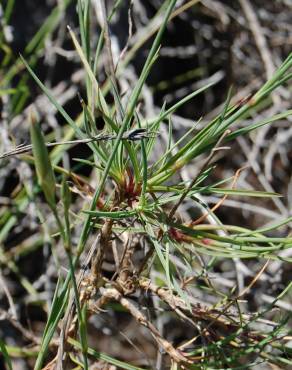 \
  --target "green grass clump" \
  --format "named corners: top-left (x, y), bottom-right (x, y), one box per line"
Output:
top-left (0, 0), bottom-right (292, 369)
